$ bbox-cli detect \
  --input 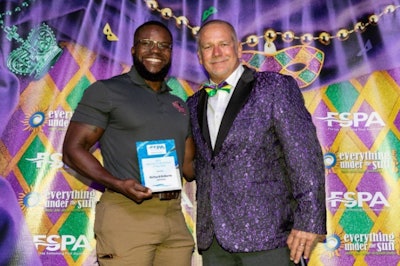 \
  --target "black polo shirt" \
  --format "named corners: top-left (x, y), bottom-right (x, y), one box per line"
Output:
top-left (71, 67), bottom-right (190, 182)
